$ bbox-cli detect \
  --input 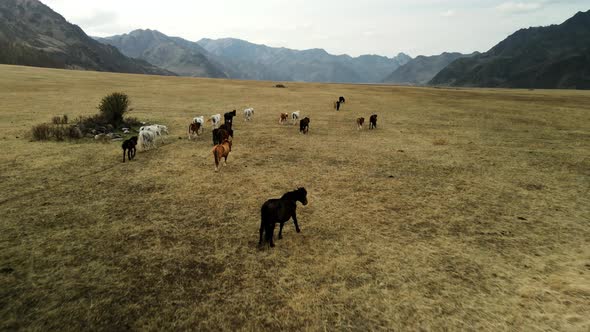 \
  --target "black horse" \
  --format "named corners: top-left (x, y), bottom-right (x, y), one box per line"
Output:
top-left (224, 110), bottom-right (237, 130)
top-left (369, 114), bottom-right (378, 129)
top-left (299, 117), bottom-right (310, 134)
top-left (259, 188), bottom-right (308, 248)
top-left (213, 125), bottom-right (234, 146)
top-left (122, 136), bottom-right (138, 162)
